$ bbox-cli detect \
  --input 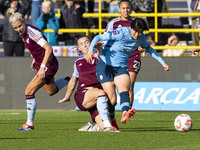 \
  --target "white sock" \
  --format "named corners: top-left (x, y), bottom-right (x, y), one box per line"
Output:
top-left (97, 96), bottom-right (111, 128)
top-left (26, 95), bottom-right (37, 126)
top-left (103, 120), bottom-right (111, 128)
top-left (26, 120), bottom-right (33, 126)
top-left (55, 75), bottom-right (71, 91)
